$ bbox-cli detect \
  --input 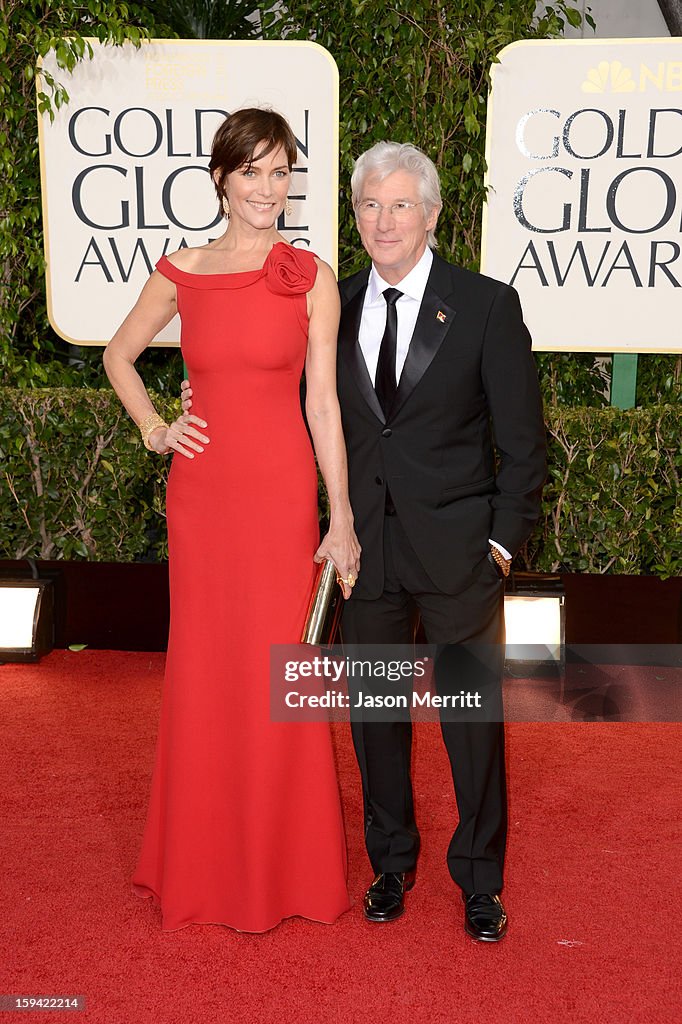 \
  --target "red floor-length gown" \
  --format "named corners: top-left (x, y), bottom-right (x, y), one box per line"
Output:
top-left (132, 243), bottom-right (350, 931)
